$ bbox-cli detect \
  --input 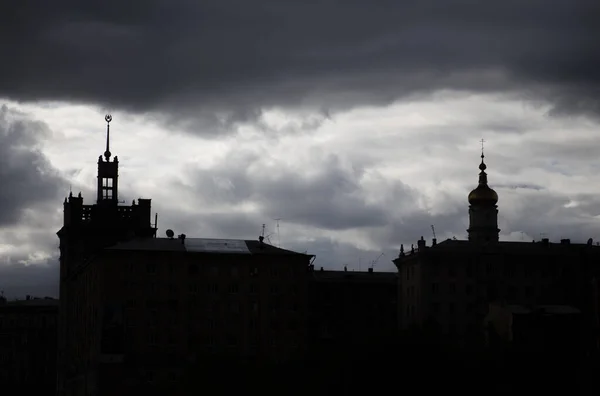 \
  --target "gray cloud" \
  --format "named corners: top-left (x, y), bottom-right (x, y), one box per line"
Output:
top-left (0, 105), bottom-right (65, 298)
top-left (181, 148), bottom-right (419, 231)
top-left (0, 105), bottom-right (66, 226)
top-left (0, 0), bottom-right (598, 130)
